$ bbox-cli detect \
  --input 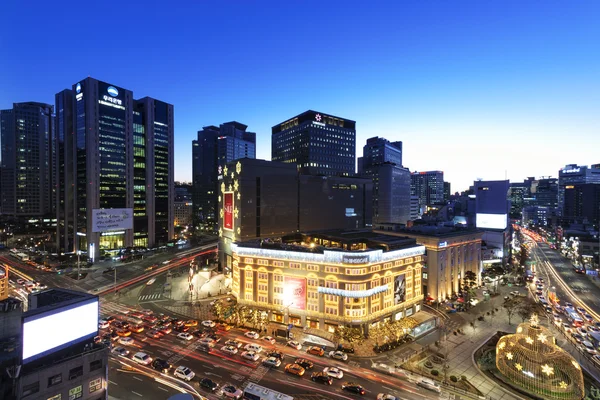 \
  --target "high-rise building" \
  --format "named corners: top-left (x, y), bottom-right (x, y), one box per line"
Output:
top-left (410, 171), bottom-right (444, 210)
top-left (410, 196), bottom-right (420, 221)
top-left (563, 184), bottom-right (600, 226)
top-left (443, 181), bottom-right (451, 202)
top-left (1, 102), bottom-right (55, 218)
top-left (473, 180), bottom-right (511, 266)
top-left (272, 110), bottom-right (355, 176)
top-left (359, 137), bottom-right (410, 225)
top-left (192, 122), bottom-right (256, 230)
top-left (509, 177), bottom-right (534, 217)
top-left (55, 78), bottom-right (174, 258)
top-left (530, 177), bottom-right (558, 210)
top-left (558, 164), bottom-right (600, 215)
